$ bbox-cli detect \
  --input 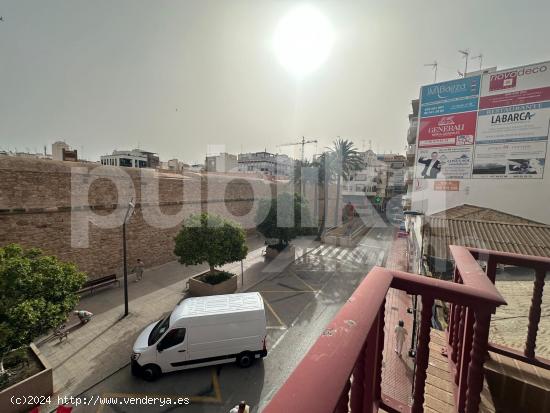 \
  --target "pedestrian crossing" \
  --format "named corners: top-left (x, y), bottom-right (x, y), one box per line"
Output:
top-left (297, 244), bottom-right (387, 267)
